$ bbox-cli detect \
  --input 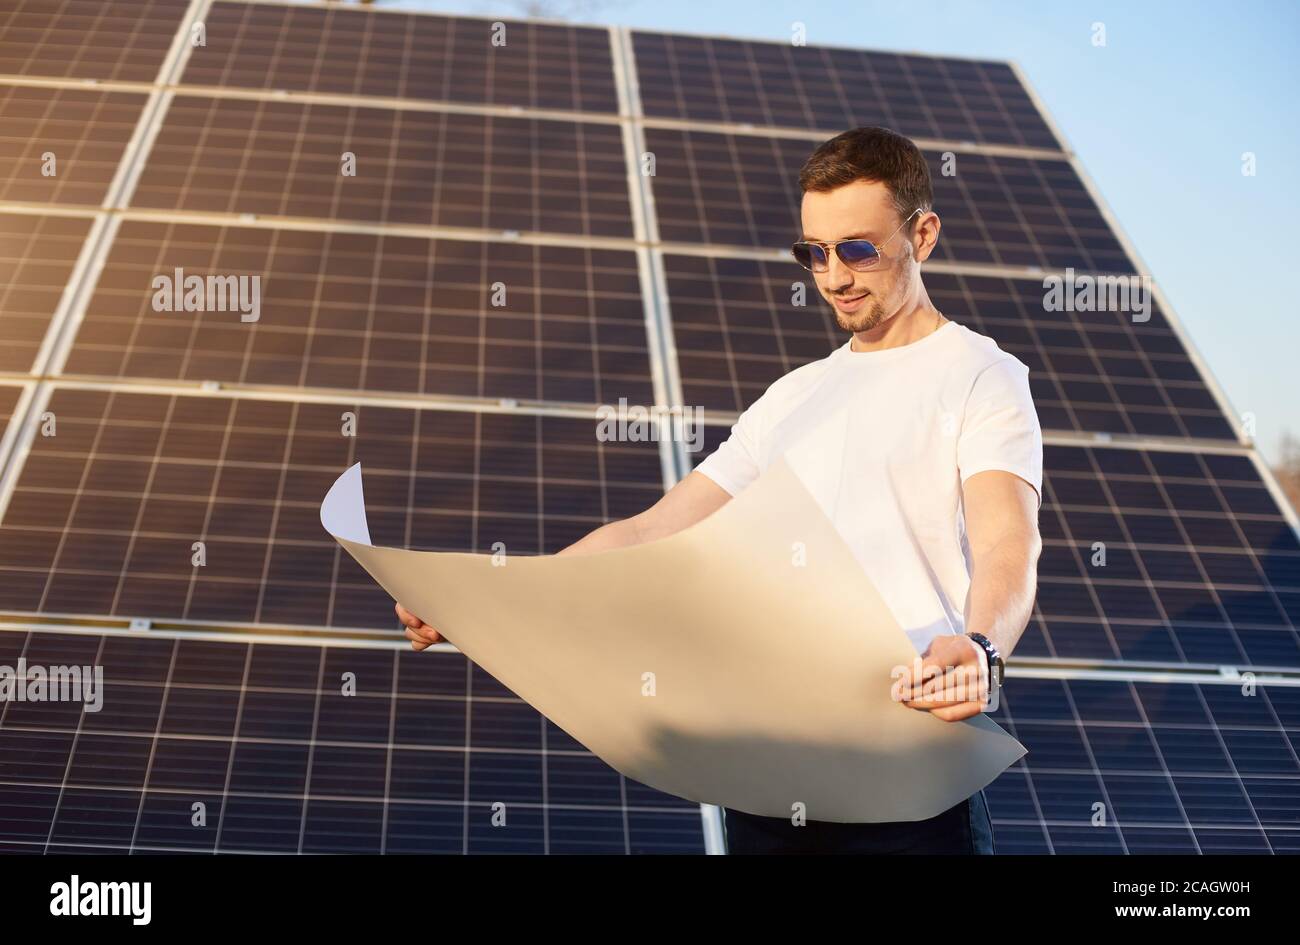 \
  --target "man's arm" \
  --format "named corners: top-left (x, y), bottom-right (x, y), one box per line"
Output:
top-left (554, 470), bottom-right (732, 555)
top-left (960, 469), bottom-right (1042, 660)
top-left (398, 470), bottom-right (733, 648)
top-left (898, 469), bottom-right (1042, 721)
